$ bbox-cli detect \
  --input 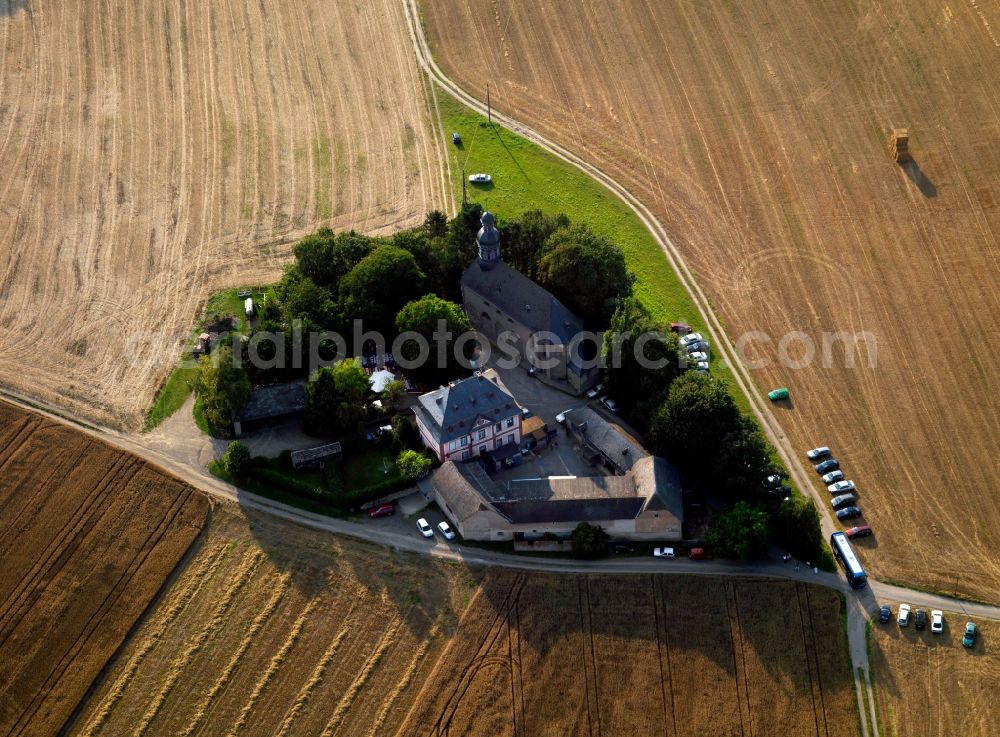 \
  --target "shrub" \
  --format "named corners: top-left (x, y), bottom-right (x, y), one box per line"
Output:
top-left (571, 522), bottom-right (609, 559)
top-left (223, 441), bottom-right (252, 478)
top-left (397, 449), bottom-right (432, 481)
